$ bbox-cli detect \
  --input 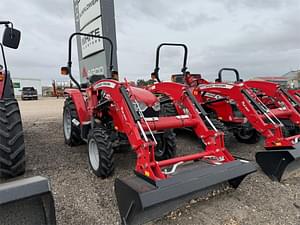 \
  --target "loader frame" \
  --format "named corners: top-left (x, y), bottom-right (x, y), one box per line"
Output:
top-left (62, 34), bottom-right (255, 225)
top-left (193, 69), bottom-right (300, 181)
top-left (150, 42), bottom-right (300, 181)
